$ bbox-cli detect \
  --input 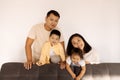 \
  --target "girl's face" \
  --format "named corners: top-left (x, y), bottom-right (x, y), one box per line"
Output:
top-left (71, 36), bottom-right (85, 50)
top-left (71, 54), bottom-right (81, 64)
top-left (49, 34), bottom-right (60, 46)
